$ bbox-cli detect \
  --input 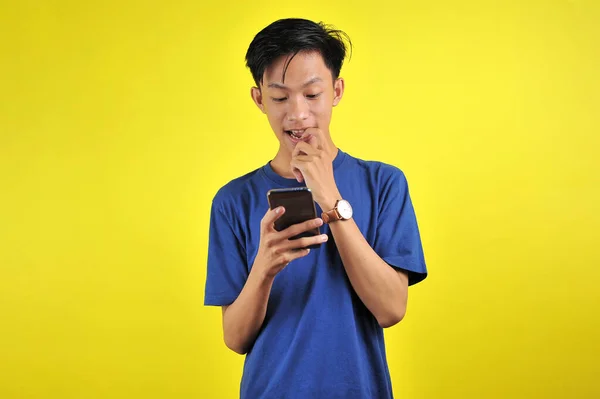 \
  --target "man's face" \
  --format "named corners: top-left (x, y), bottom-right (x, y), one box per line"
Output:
top-left (251, 51), bottom-right (344, 153)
